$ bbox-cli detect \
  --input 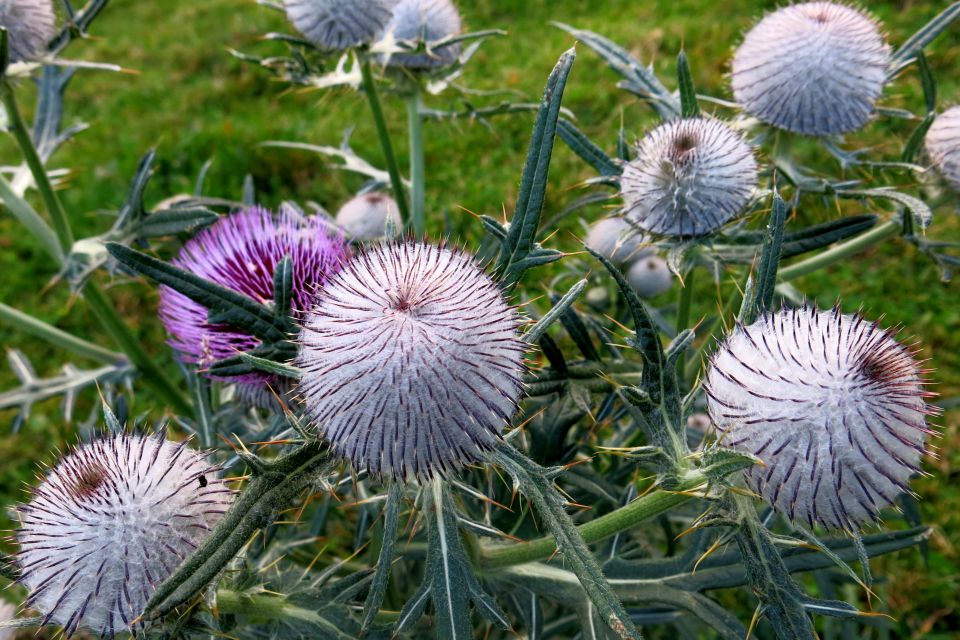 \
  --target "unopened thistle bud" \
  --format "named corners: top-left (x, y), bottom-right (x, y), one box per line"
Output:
top-left (626, 256), bottom-right (673, 298)
top-left (706, 306), bottom-right (934, 530)
top-left (620, 117), bottom-right (757, 237)
top-left (284, 0), bottom-right (393, 51)
top-left (925, 105), bottom-right (960, 191)
top-left (0, 0), bottom-right (55, 63)
top-left (0, 600), bottom-right (15, 640)
top-left (16, 433), bottom-right (233, 636)
top-left (336, 192), bottom-right (403, 241)
top-left (585, 217), bottom-right (651, 265)
top-left (384, 0), bottom-right (462, 69)
top-left (158, 206), bottom-right (348, 386)
top-left (297, 241), bottom-right (526, 481)
top-left (732, 2), bottom-right (890, 136)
